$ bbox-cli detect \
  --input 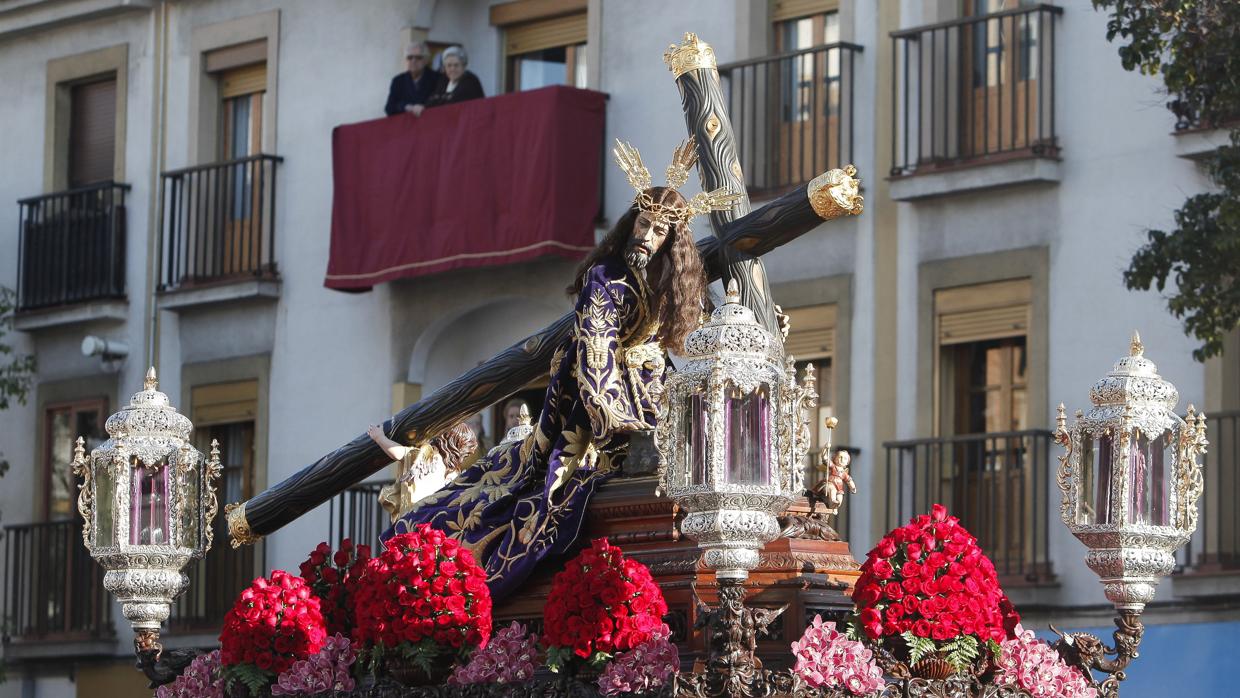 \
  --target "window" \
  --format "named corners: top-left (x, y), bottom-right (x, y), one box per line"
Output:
top-left (963, 0), bottom-right (1043, 152)
top-left (68, 77), bottom-right (117, 188)
top-left (504, 12), bottom-right (588, 92)
top-left (774, 8), bottom-right (840, 123)
top-left (172, 381), bottom-right (259, 632)
top-left (784, 304), bottom-right (837, 466)
top-left (218, 61), bottom-right (266, 276)
top-left (44, 399), bottom-right (107, 520)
